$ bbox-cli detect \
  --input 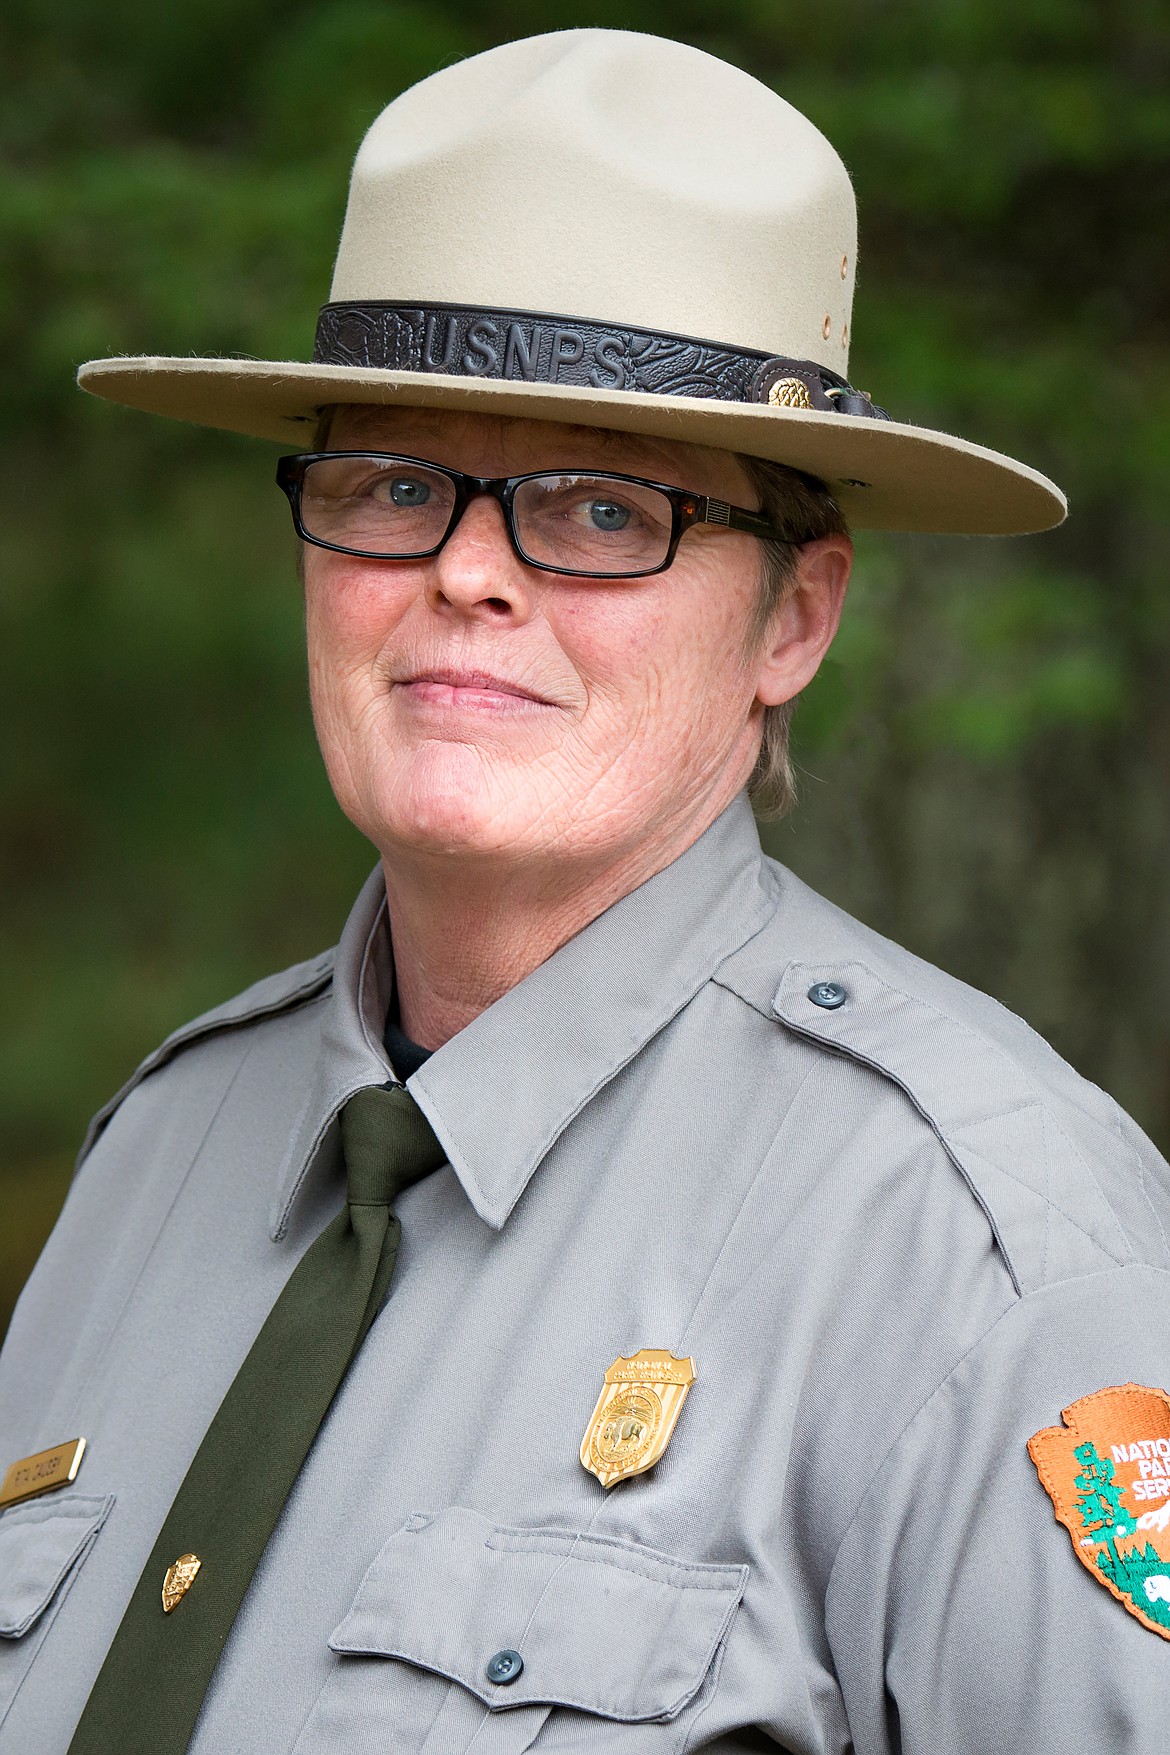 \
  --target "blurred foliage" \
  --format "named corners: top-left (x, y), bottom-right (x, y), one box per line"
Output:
top-left (2, 0), bottom-right (1169, 1335)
